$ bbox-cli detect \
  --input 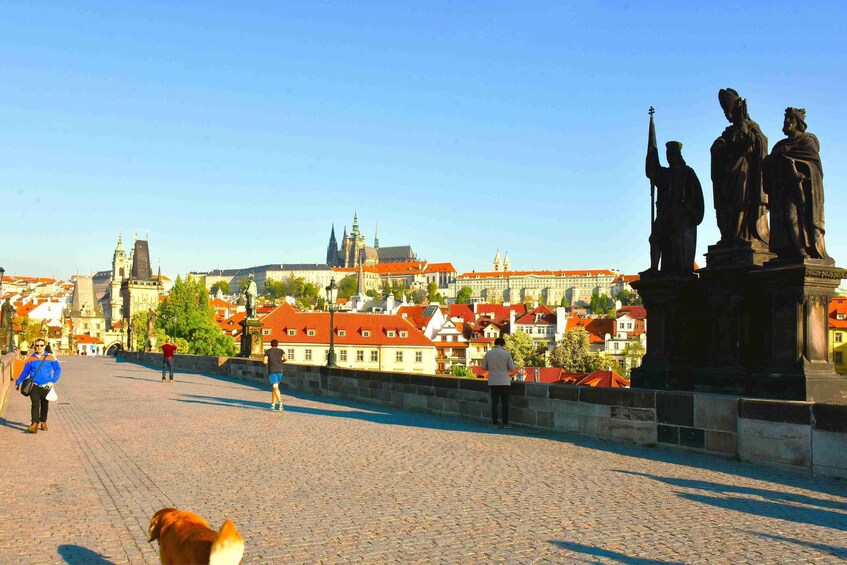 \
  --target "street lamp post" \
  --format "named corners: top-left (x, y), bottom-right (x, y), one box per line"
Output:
top-left (325, 277), bottom-right (338, 368)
